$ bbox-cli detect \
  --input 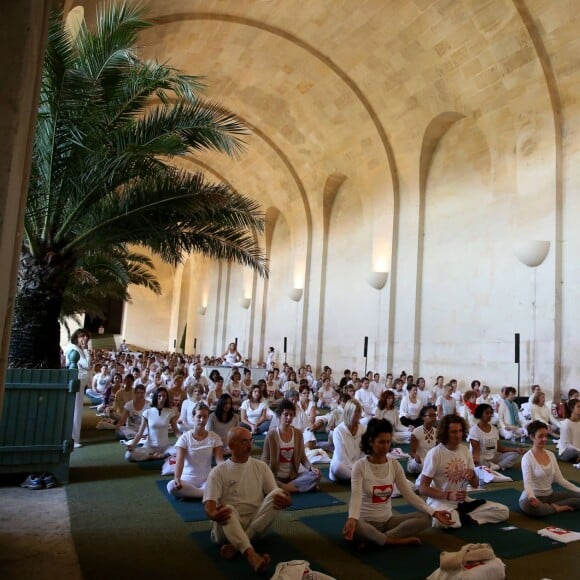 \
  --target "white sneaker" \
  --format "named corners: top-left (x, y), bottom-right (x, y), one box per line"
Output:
top-left (74, 442), bottom-right (82, 448)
